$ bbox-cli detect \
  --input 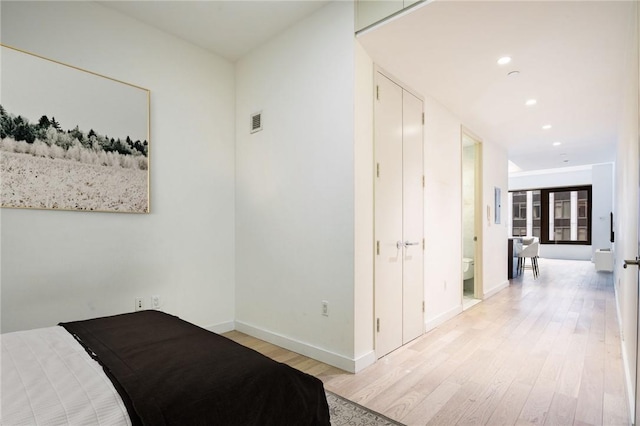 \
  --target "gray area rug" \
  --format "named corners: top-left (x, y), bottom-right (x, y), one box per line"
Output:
top-left (326, 391), bottom-right (405, 426)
